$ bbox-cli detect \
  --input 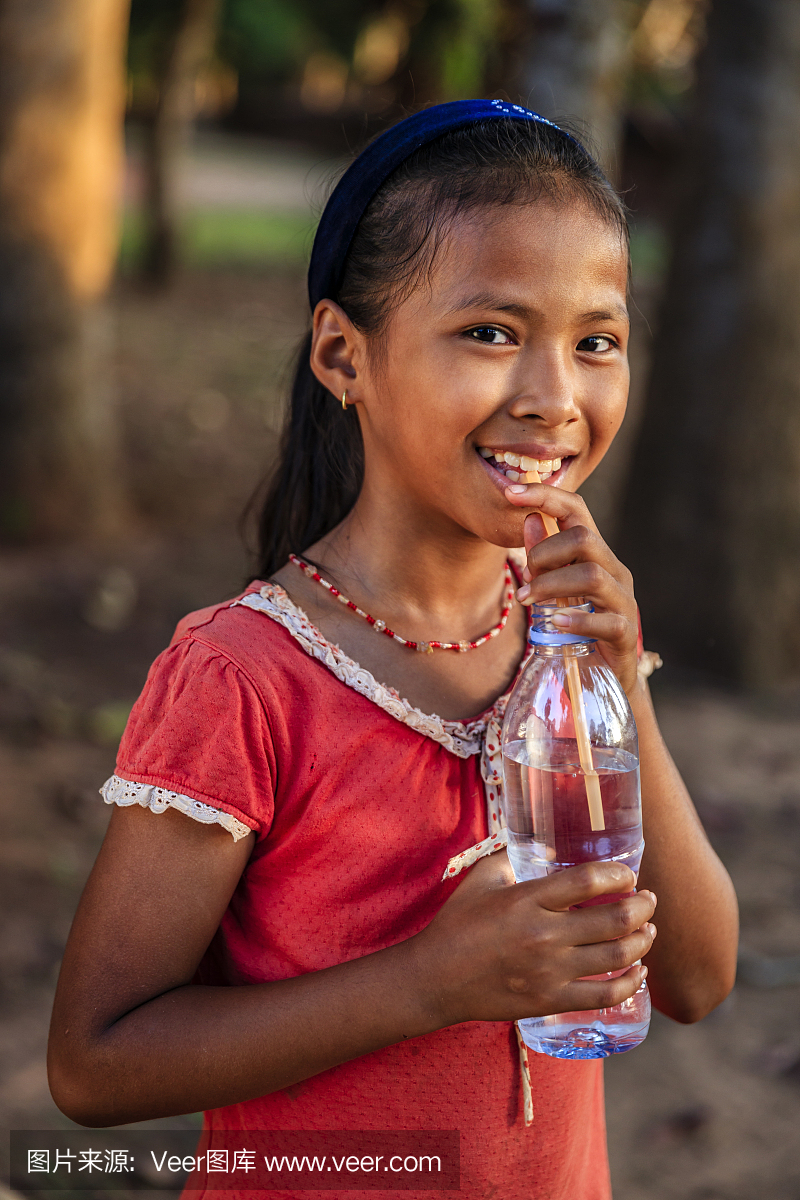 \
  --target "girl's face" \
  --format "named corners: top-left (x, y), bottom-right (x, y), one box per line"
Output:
top-left (354, 198), bottom-right (630, 548)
